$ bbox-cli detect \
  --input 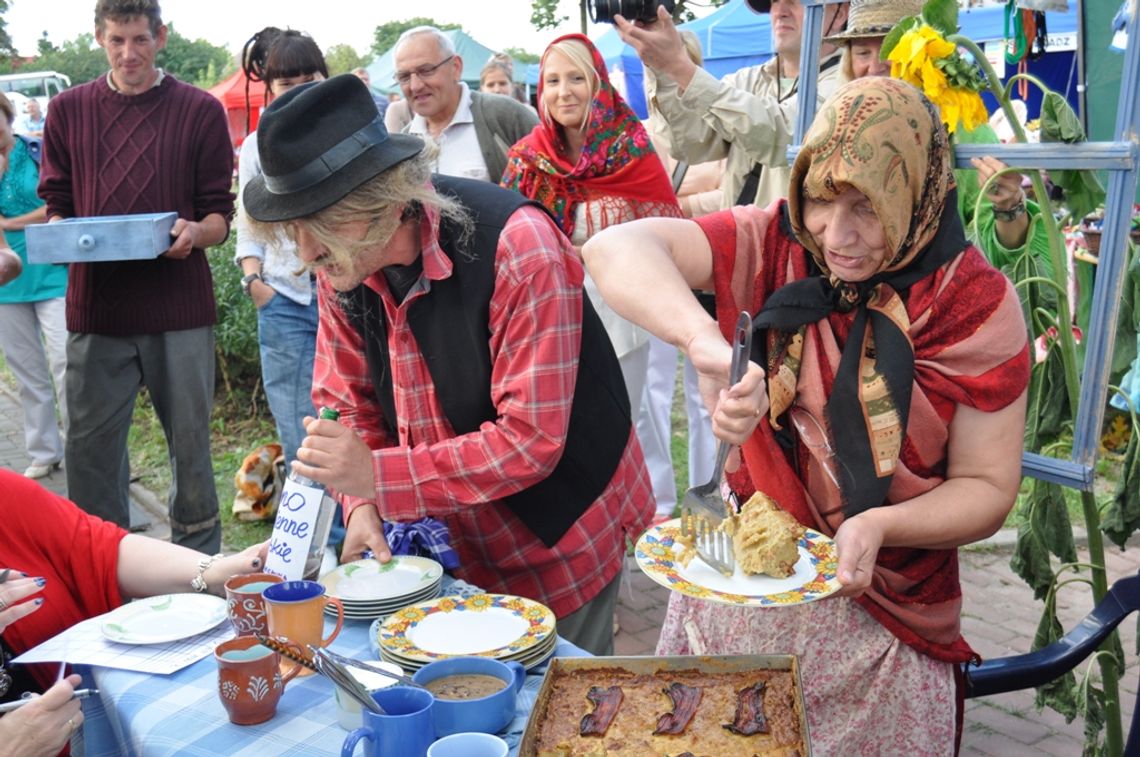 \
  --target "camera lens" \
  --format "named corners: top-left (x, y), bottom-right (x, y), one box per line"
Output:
top-left (589, 0), bottom-right (675, 24)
